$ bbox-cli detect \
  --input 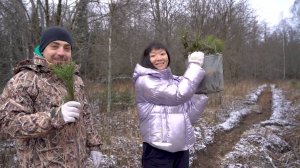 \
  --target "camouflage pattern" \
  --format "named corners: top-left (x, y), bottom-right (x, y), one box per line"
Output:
top-left (0, 57), bottom-right (101, 168)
